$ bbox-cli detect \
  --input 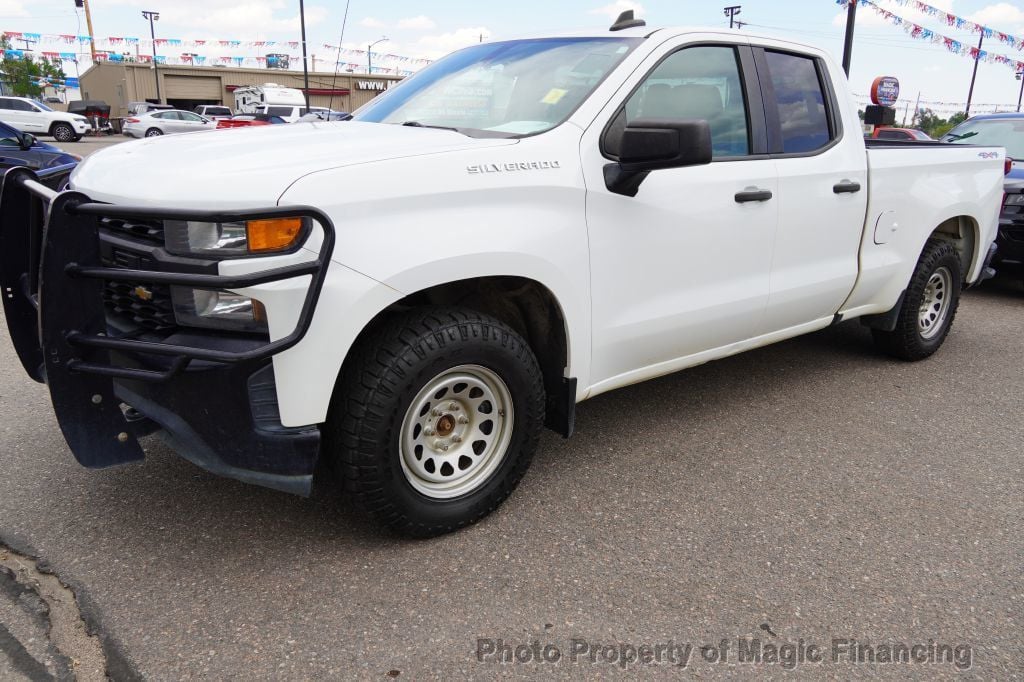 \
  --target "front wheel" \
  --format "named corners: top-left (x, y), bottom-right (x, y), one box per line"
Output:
top-left (872, 239), bottom-right (963, 361)
top-left (327, 308), bottom-right (545, 537)
top-left (51, 122), bottom-right (75, 142)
